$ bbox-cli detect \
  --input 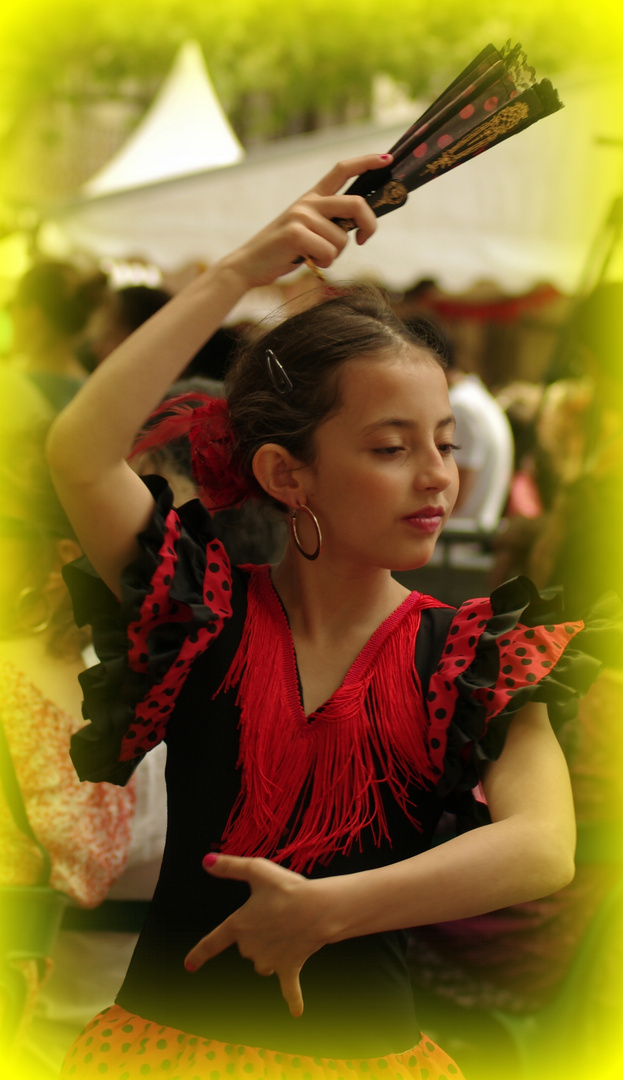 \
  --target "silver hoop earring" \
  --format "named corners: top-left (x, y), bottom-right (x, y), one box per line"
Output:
top-left (15, 585), bottom-right (52, 634)
top-left (290, 505), bottom-right (322, 561)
